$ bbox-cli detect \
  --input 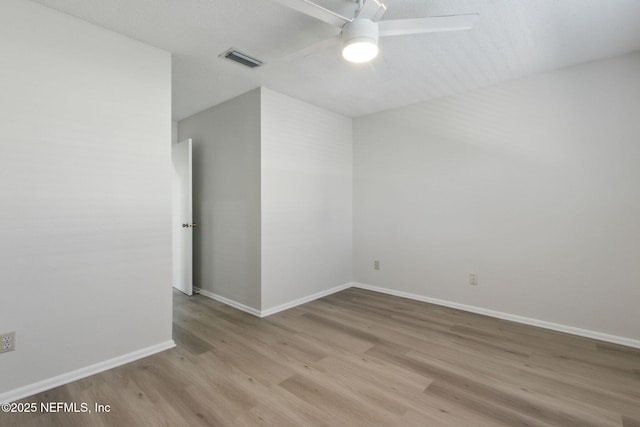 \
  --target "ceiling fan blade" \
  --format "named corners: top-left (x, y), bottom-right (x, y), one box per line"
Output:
top-left (270, 0), bottom-right (351, 28)
top-left (281, 36), bottom-right (340, 62)
top-left (378, 14), bottom-right (479, 37)
top-left (356, 0), bottom-right (386, 20)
